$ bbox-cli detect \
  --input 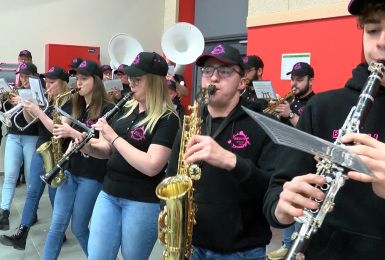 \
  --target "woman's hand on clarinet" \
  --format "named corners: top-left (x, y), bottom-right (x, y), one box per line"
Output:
top-left (92, 117), bottom-right (117, 144)
top-left (342, 133), bottom-right (385, 199)
top-left (53, 122), bottom-right (75, 139)
top-left (274, 174), bottom-right (325, 225)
